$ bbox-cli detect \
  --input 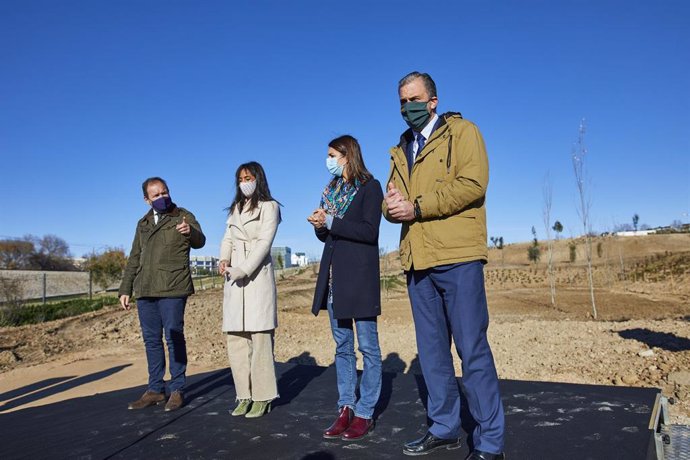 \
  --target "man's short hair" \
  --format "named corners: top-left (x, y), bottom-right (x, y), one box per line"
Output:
top-left (142, 177), bottom-right (168, 198)
top-left (398, 71), bottom-right (437, 99)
